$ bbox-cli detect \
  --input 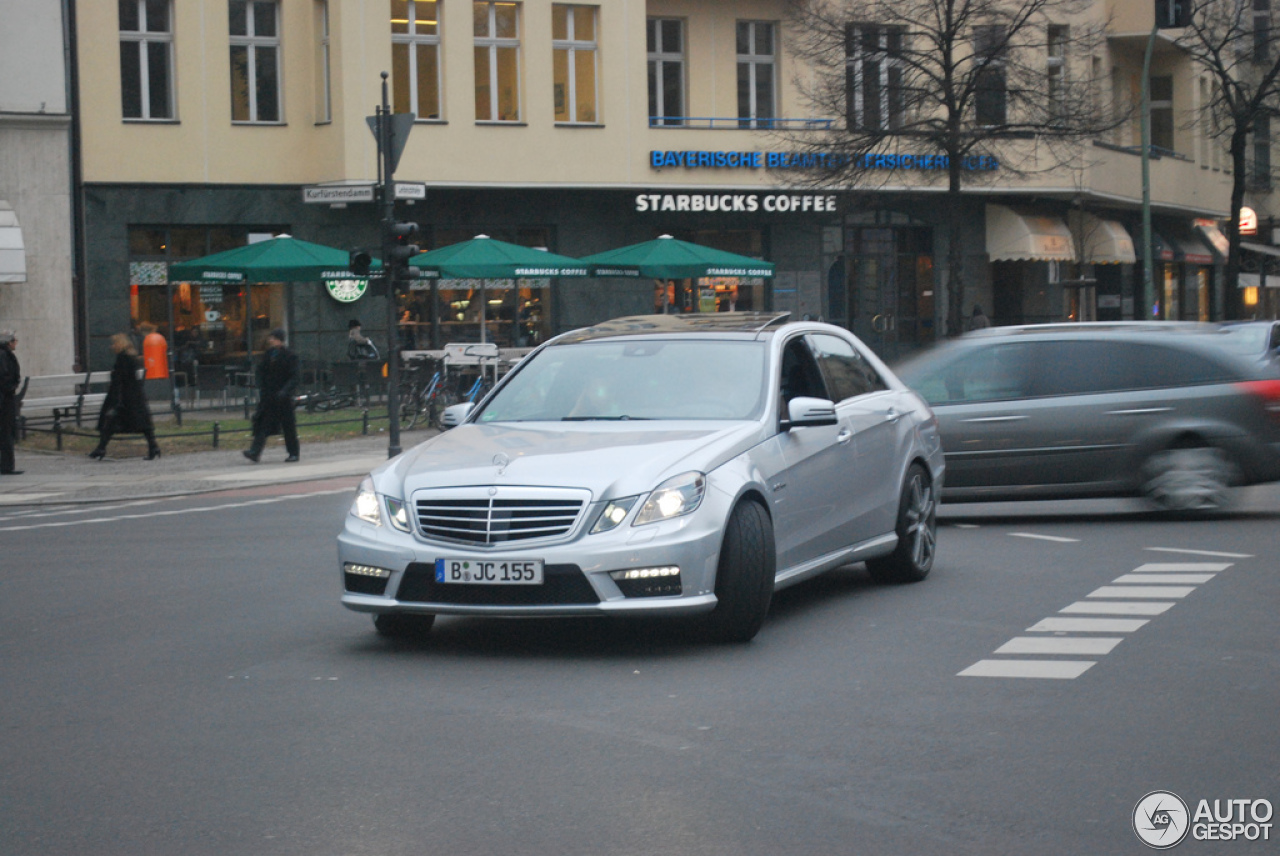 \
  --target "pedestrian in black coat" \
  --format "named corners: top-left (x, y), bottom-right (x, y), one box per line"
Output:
top-left (0, 329), bottom-right (22, 475)
top-left (90, 333), bottom-right (160, 460)
top-left (244, 328), bottom-right (300, 463)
